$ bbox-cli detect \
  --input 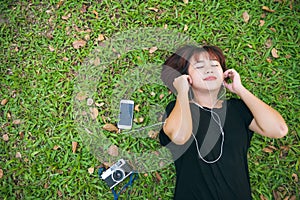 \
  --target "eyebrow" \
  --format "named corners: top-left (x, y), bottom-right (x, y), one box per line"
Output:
top-left (195, 59), bottom-right (218, 63)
